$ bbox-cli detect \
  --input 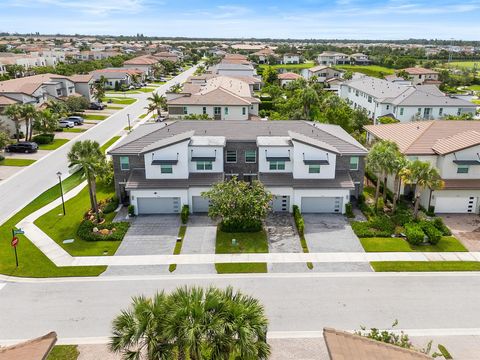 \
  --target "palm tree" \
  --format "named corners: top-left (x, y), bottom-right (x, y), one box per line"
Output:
top-left (93, 76), bottom-right (108, 101)
top-left (390, 153), bottom-right (408, 214)
top-left (146, 93), bottom-right (167, 117)
top-left (67, 140), bottom-right (106, 222)
top-left (34, 109), bottom-right (59, 134)
top-left (299, 87), bottom-right (319, 120)
top-left (130, 73), bottom-right (140, 85)
top-left (4, 103), bottom-right (24, 142)
top-left (46, 100), bottom-right (69, 118)
top-left (401, 160), bottom-right (444, 218)
top-left (168, 83), bottom-right (182, 93)
top-left (20, 104), bottom-right (37, 141)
